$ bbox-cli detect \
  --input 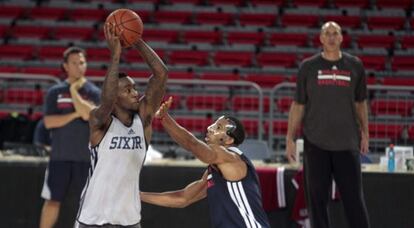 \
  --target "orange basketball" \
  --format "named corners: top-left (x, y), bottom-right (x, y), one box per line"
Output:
top-left (105, 9), bottom-right (143, 48)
